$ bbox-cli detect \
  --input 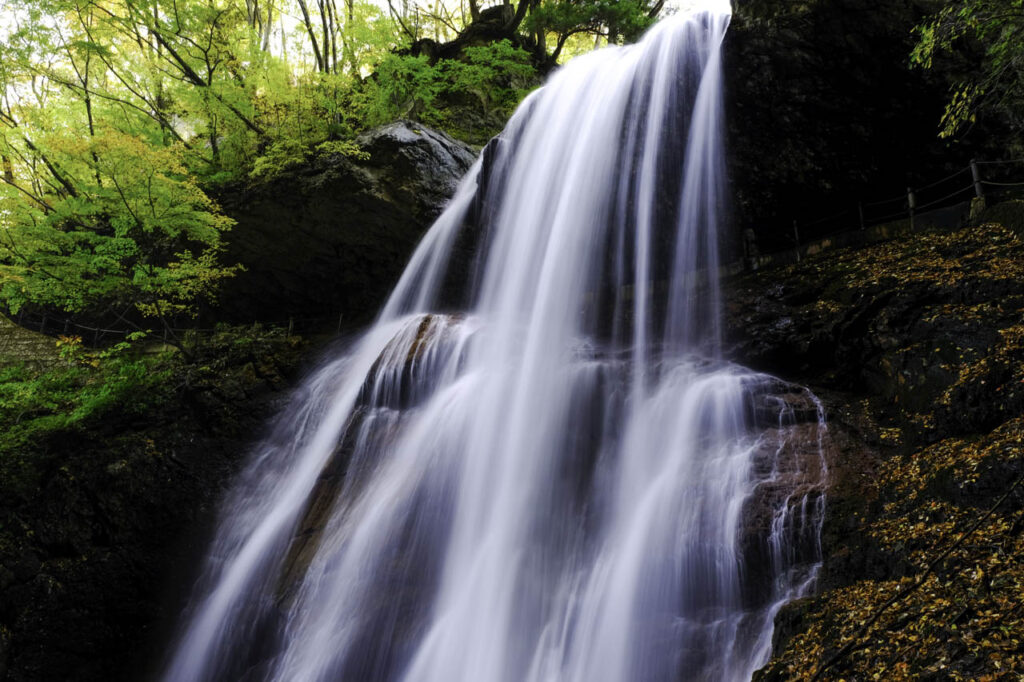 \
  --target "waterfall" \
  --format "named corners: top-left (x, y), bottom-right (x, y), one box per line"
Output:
top-left (162, 4), bottom-right (828, 682)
